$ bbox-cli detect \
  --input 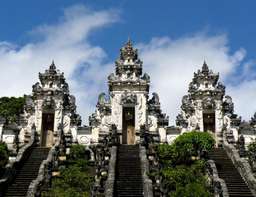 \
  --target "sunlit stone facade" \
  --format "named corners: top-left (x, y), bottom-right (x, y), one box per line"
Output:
top-left (19, 62), bottom-right (81, 147)
top-left (89, 40), bottom-right (168, 144)
top-left (176, 62), bottom-right (241, 145)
